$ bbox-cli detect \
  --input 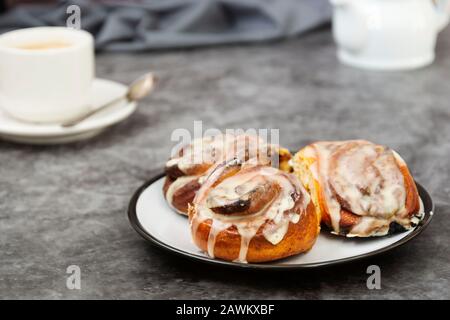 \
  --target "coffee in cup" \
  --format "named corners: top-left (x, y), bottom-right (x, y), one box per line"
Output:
top-left (14, 40), bottom-right (72, 50)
